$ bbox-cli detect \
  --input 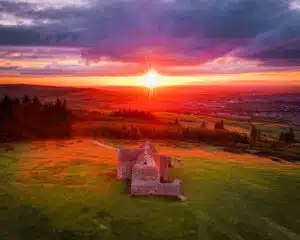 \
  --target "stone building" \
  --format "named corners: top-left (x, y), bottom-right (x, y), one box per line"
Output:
top-left (117, 142), bottom-right (185, 200)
